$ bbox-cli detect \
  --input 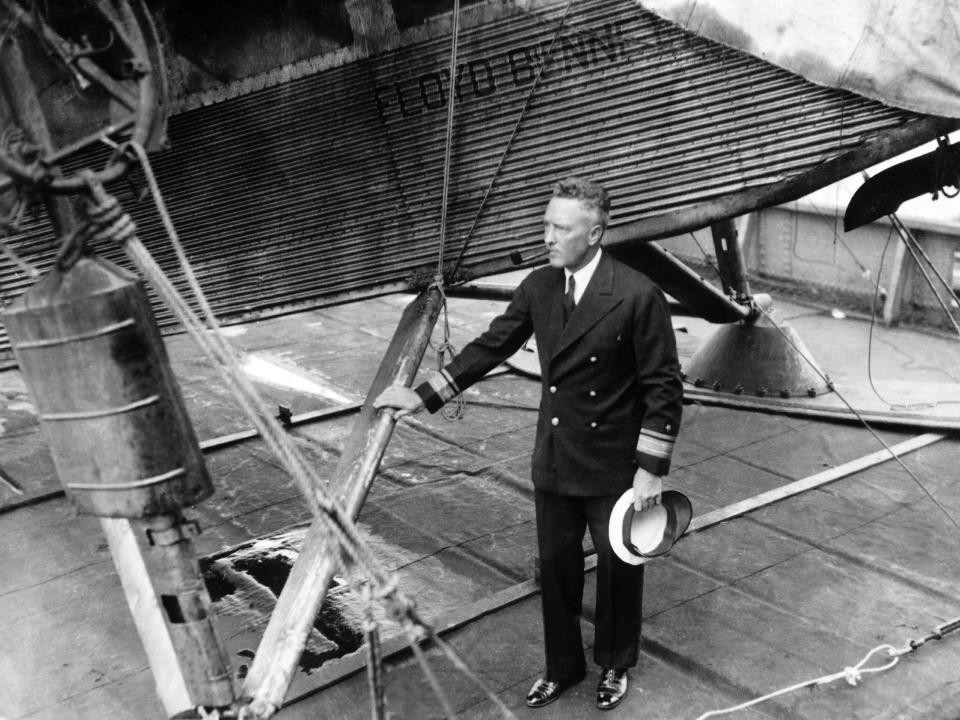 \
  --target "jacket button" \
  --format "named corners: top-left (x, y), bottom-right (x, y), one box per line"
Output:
top-left (590, 421), bottom-right (597, 428)
top-left (589, 390), bottom-right (596, 397)
top-left (551, 417), bottom-right (559, 426)
top-left (549, 386), bottom-right (557, 394)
